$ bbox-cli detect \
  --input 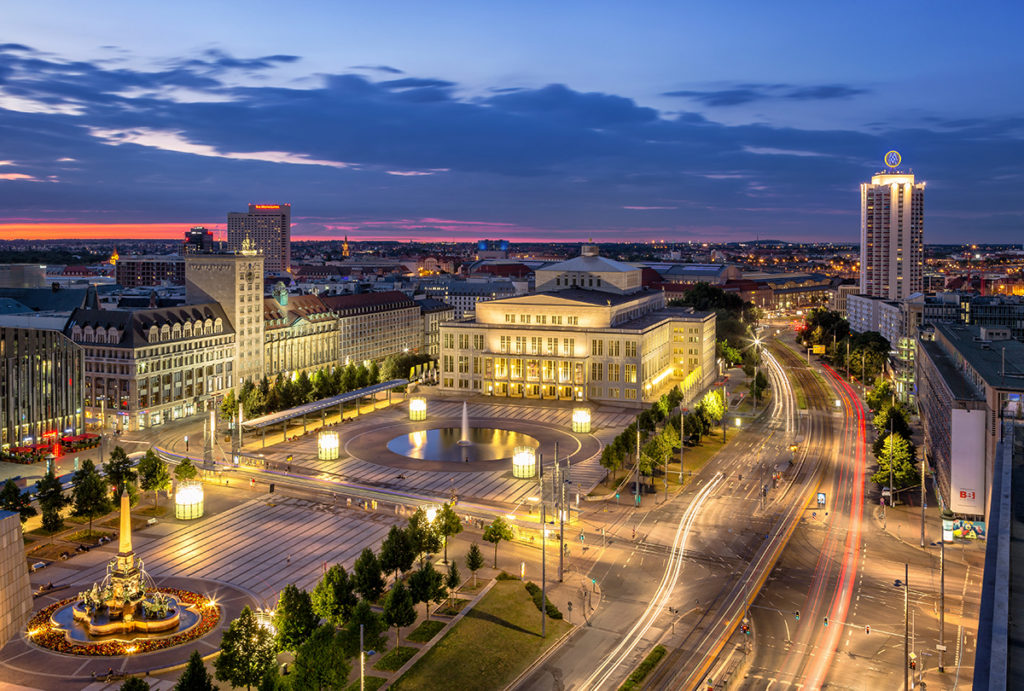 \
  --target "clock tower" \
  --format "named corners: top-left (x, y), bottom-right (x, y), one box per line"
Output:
top-left (185, 240), bottom-right (266, 386)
